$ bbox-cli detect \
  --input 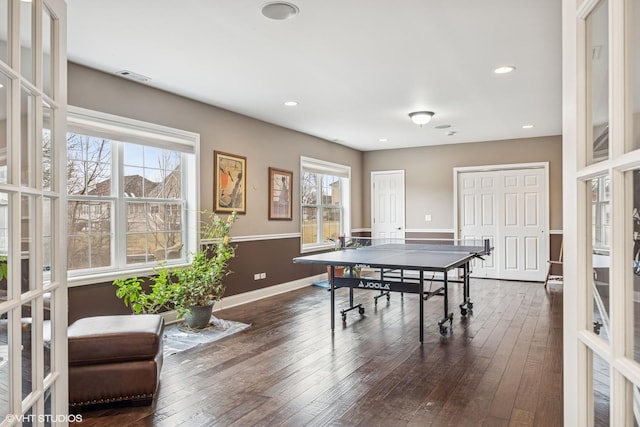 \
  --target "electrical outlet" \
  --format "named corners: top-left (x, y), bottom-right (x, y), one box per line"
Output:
top-left (260, 272), bottom-right (266, 279)
top-left (253, 273), bottom-right (260, 280)
top-left (425, 214), bottom-right (432, 222)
